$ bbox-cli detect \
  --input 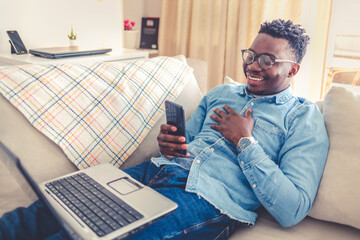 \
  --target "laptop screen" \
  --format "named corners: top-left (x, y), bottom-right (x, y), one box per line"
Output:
top-left (0, 141), bottom-right (76, 239)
